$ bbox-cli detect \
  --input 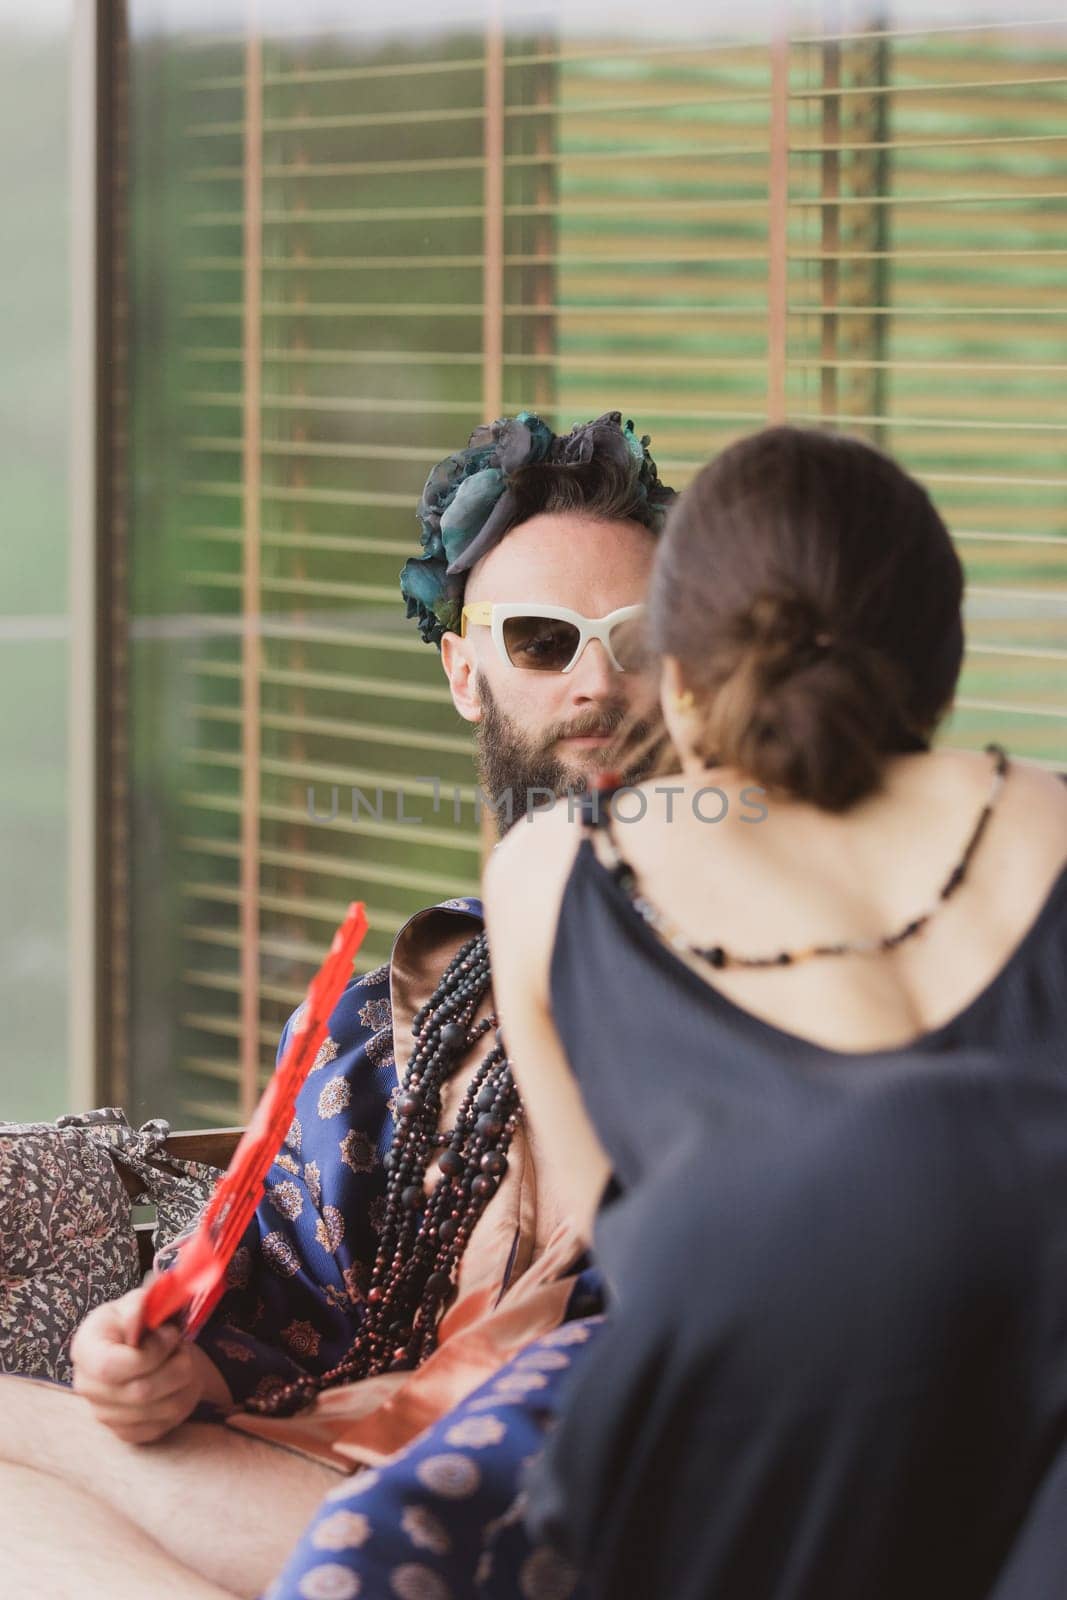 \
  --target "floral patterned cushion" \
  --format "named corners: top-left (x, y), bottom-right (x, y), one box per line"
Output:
top-left (0, 1115), bottom-right (141, 1384)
